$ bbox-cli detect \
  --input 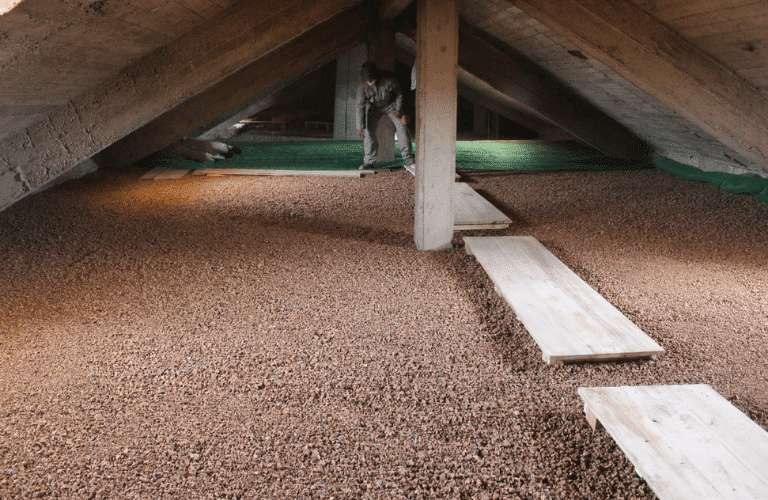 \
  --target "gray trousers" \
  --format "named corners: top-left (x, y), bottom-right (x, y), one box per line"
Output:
top-left (363, 108), bottom-right (414, 165)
